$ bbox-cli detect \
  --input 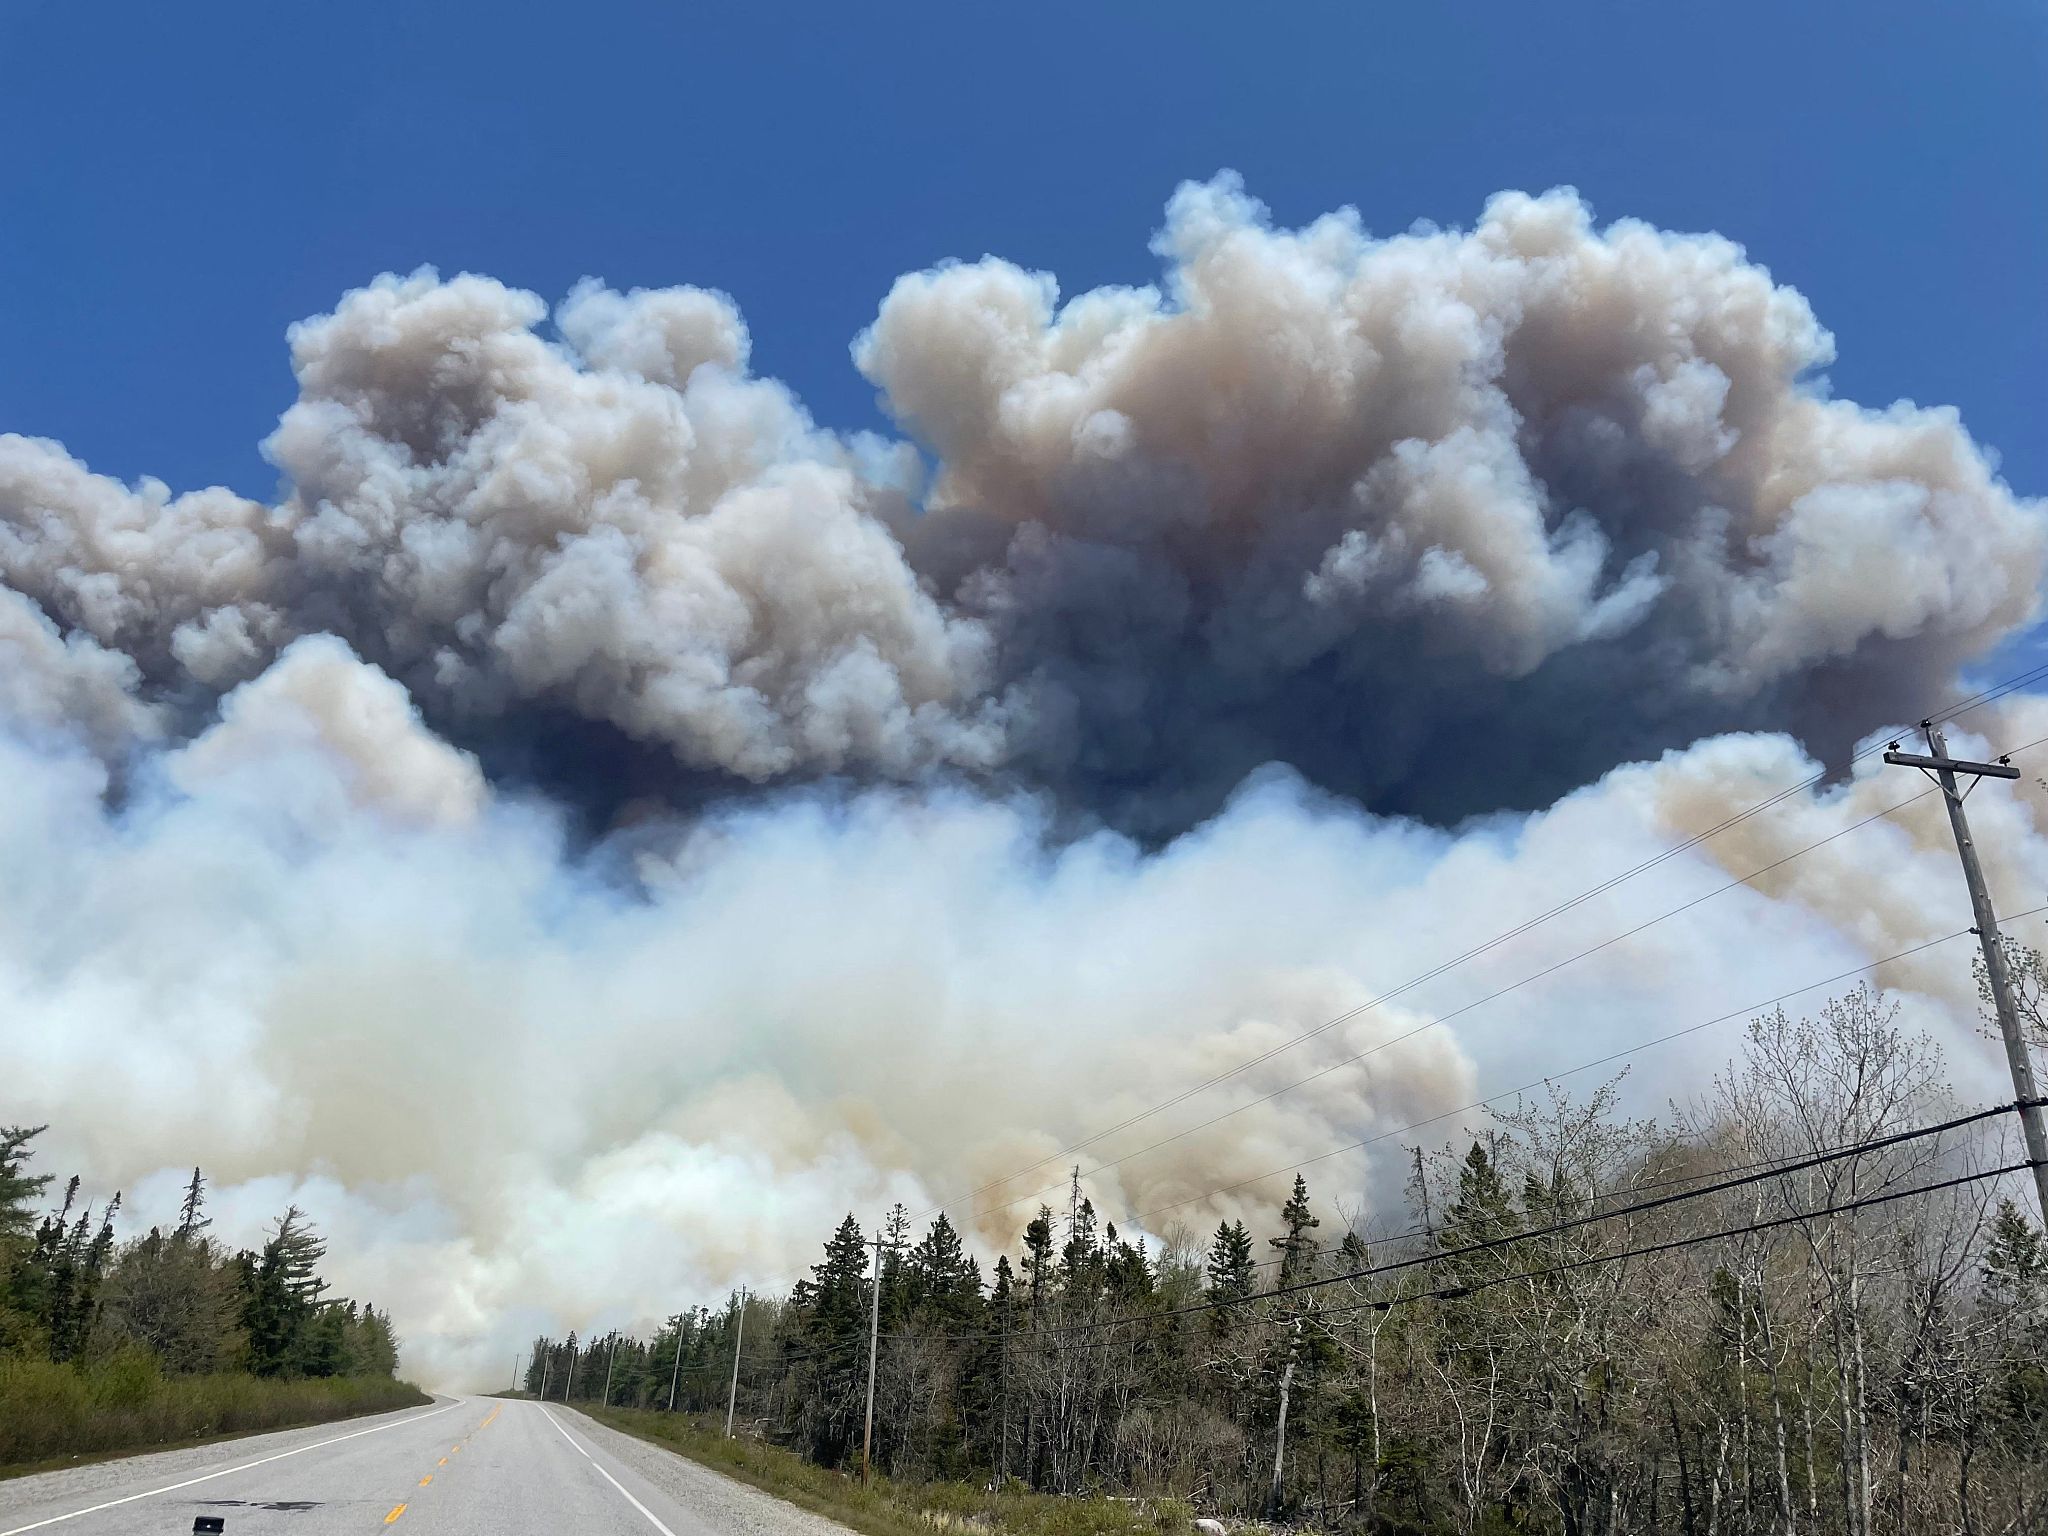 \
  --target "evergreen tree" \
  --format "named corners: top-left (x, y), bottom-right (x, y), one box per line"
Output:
top-left (1206, 1219), bottom-right (1255, 1334)
top-left (1982, 1198), bottom-right (2045, 1305)
top-left (0, 1126), bottom-right (50, 1354)
top-left (240, 1206), bottom-right (331, 1376)
top-left (1269, 1175), bottom-right (1321, 1286)
top-left (1020, 1208), bottom-right (1056, 1319)
top-left (174, 1168), bottom-right (210, 1242)
top-left (907, 1213), bottom-right (981, 1327)
top-left (790, 1214), bottom-right (870, 1465)
top-left (0, 1126), bottom-right (50, 1244)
